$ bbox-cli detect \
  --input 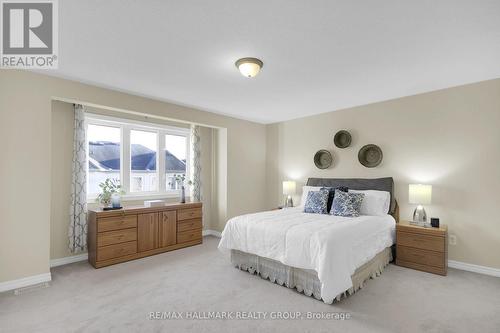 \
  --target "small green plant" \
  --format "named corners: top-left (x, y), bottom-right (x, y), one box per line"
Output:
top-left (96, 178), bottom-right (124, 206)
top-left (169, 174), bottom-right (193, 188)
